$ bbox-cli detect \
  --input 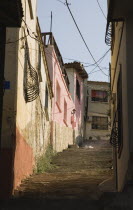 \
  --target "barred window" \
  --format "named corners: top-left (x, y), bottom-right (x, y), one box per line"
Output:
top-left (91, 90), bottom-right (108, 102)
top-left (92, 116), bottom-right (108, 130)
